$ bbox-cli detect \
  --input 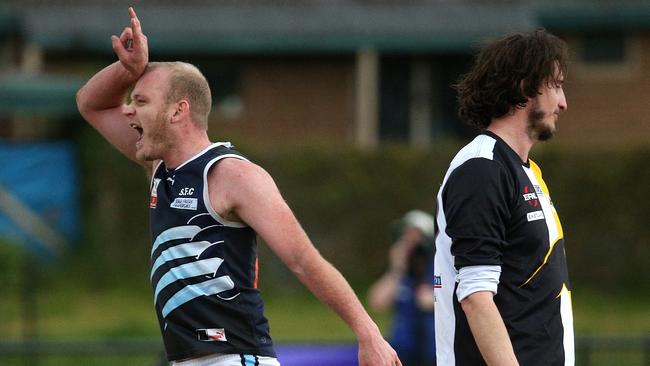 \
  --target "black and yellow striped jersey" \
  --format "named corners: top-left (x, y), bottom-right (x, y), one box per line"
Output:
top-left (434, 131), bottom-right (574, 366)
